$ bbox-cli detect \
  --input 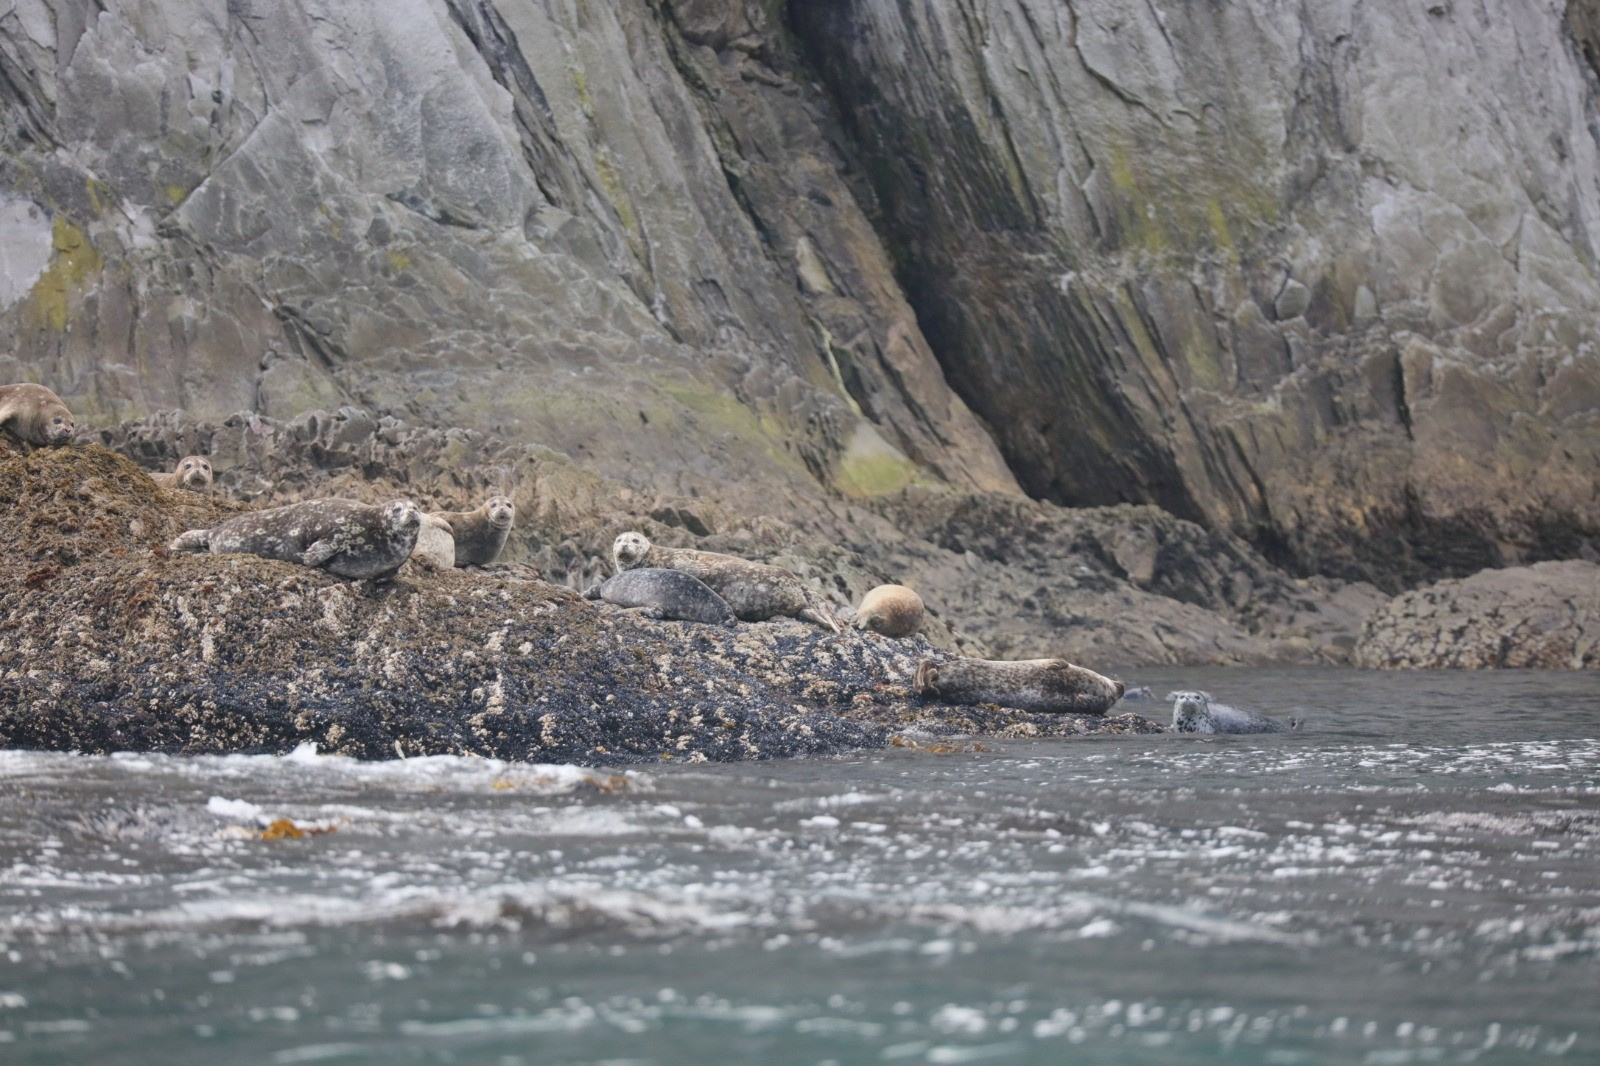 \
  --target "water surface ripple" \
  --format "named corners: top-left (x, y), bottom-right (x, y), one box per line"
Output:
top-left (2, 668), bottom-right (1596, 1063)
